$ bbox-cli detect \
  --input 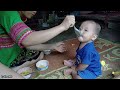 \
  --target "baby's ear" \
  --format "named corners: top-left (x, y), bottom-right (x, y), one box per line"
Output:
top-left (91, 34), bottom-right (97, 41)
